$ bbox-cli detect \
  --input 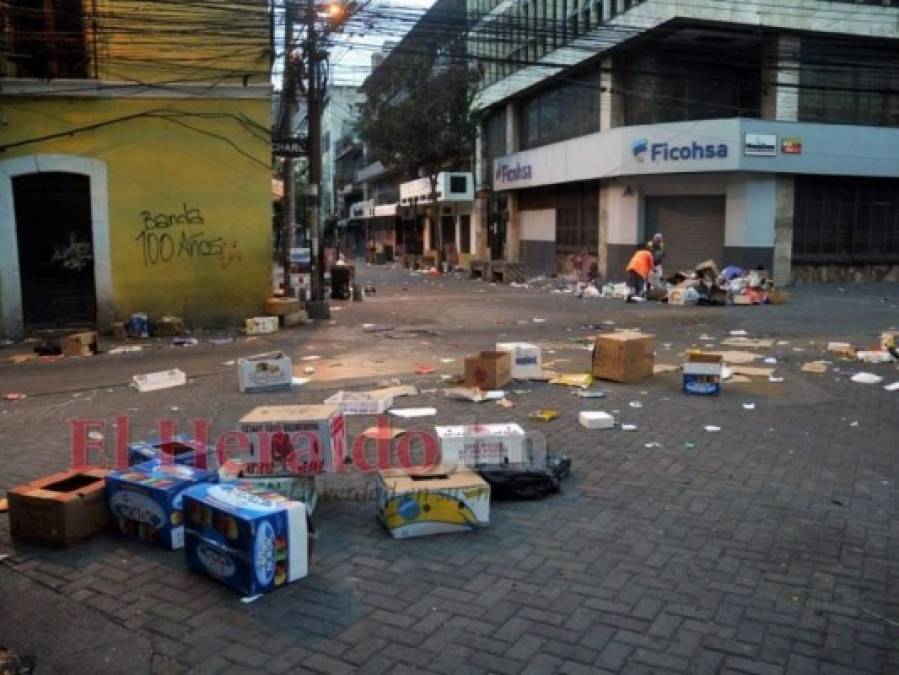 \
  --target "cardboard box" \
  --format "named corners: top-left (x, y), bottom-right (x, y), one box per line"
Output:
top-left (683, 352), bottom-right (723, 395)
top-left (765, 290), bottom-right (790, 305)
top-left (434, 423), bottom-right (528, 466)
top-left (106, 461), bottom-right (218, 549)
top-left (579, 411), bottom-right (614, 429)
top-left (283, 310), bottom-right (308, 327)
top-left (154, 316), bottom-right (186, 337)
top-left (238, 405), bottom-right (346, 474)
top-left (881, 331), bottom-right (898, 351)
top-left (464, 351), bottom-right (512, 390)
top-left (128, 435), bottom-right (218, 469)
top-left (245, 316), bottom-right (279, 335)
top-left (592, 332), bottom-right (655, 384)
top-left (111, 322), bottom-right (127, 340)
top-left (495, 342), bottom-right (542, 379)
top-left (237, 352), bottom-right (293, 393)
top-left (8, 468), bottom-right (109, 546)
top-left (219, 460), bottom-right (317, 513)
top-left (183, 481), bottom-right (308, 595)
top-left (62, 331), bottom-right (98, 357)
top-left (376, 467), bottom-right (490, 539)
top-left (264, 297), bottom-right (300, 316)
